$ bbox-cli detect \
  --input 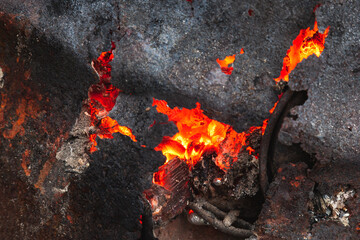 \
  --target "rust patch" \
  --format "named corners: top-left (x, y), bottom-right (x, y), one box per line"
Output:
top-left (21, 149), bottom-right (31, 176)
